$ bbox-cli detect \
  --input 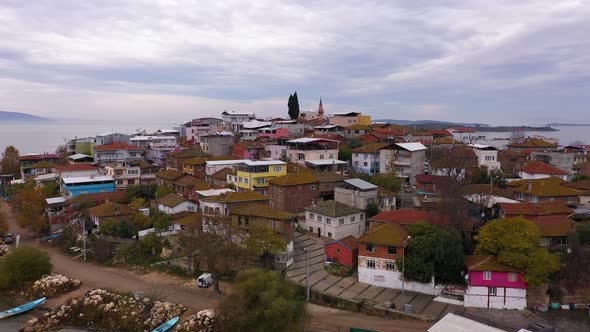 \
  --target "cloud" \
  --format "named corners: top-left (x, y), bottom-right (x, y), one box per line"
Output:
top-left (0, 0), bottom-right (589, 125)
